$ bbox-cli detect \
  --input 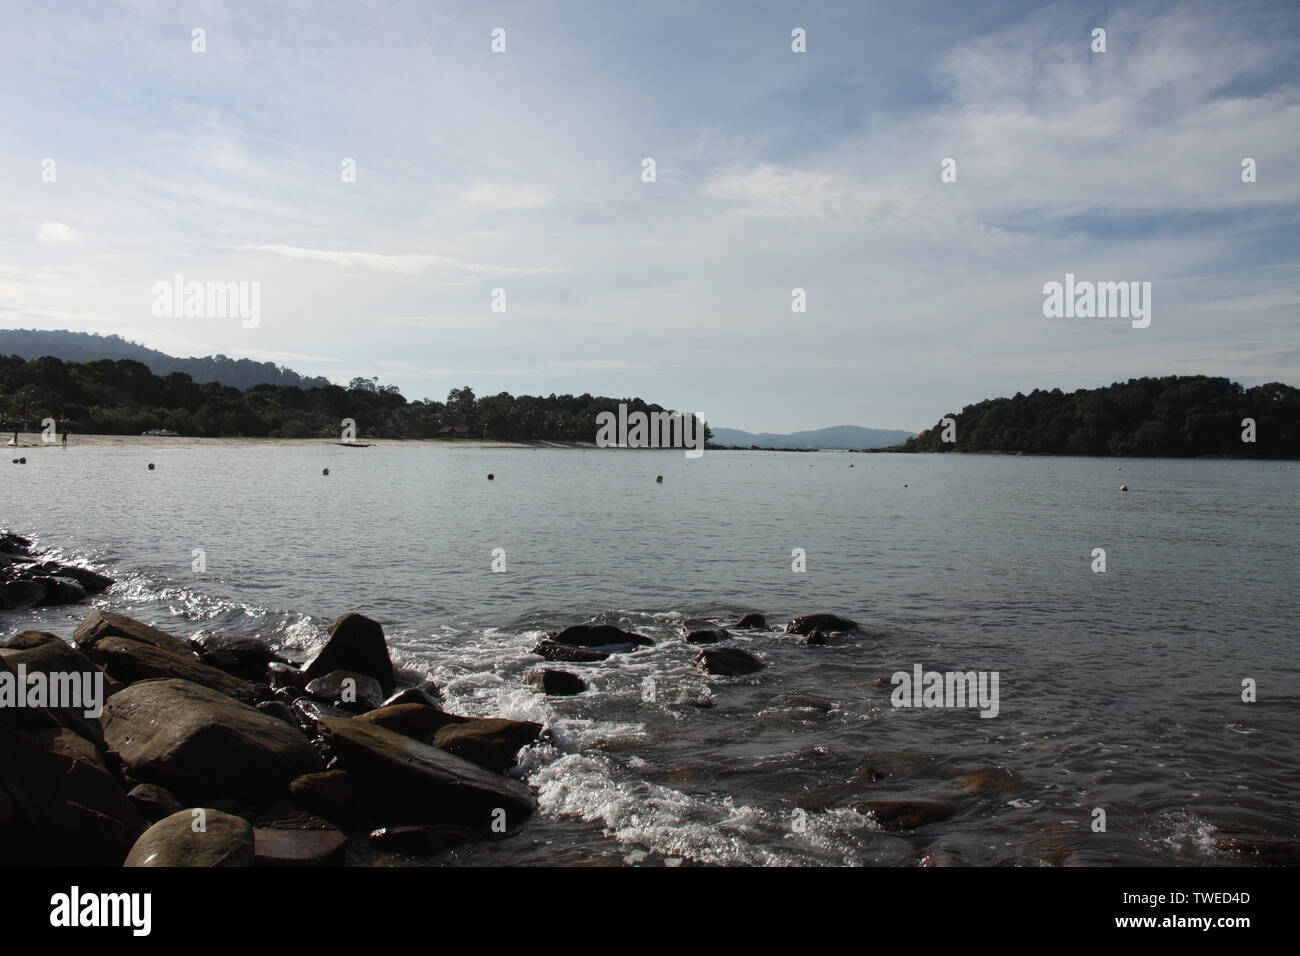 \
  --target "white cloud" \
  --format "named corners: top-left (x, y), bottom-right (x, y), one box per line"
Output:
top-left (460, 182), bottom-right (554, 210)
top-left (241, 244), bottom-right (565, 277)
top-left (37, 222), bottom-right (83, 244)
